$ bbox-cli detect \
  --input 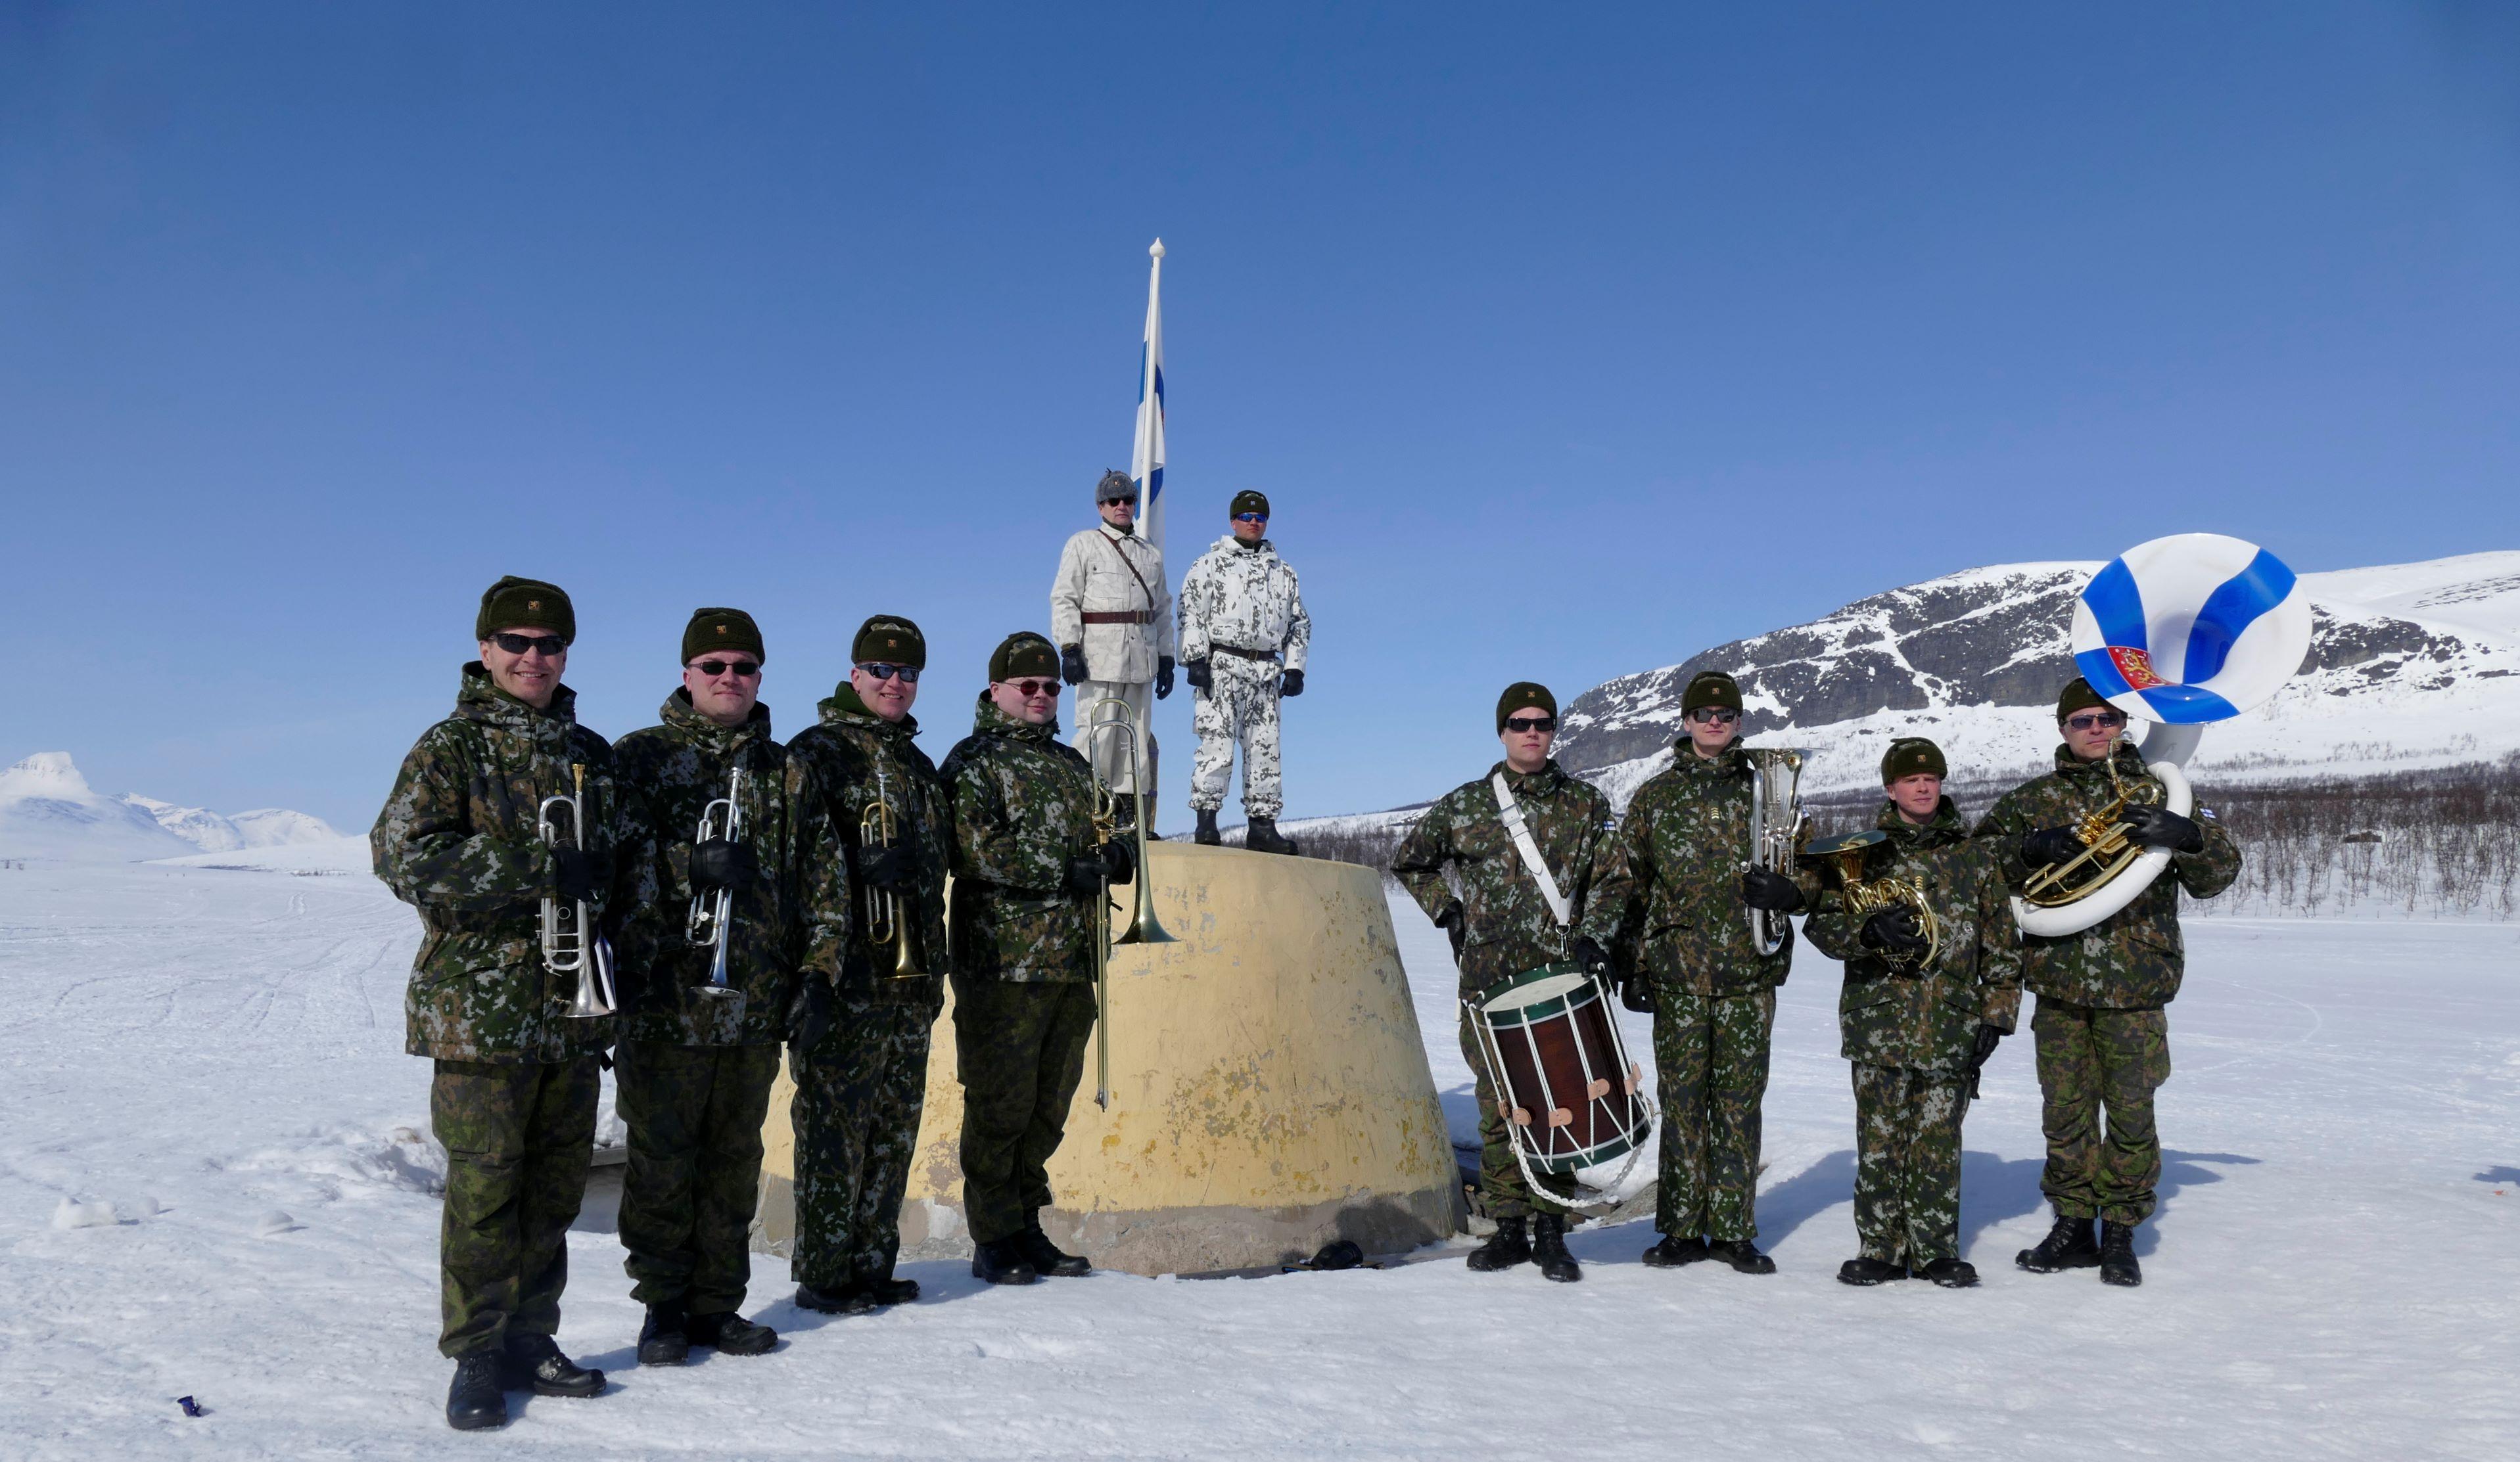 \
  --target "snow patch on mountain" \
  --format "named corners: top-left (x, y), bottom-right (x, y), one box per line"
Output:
top-left (0, 753), bottom-right (337, 861)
